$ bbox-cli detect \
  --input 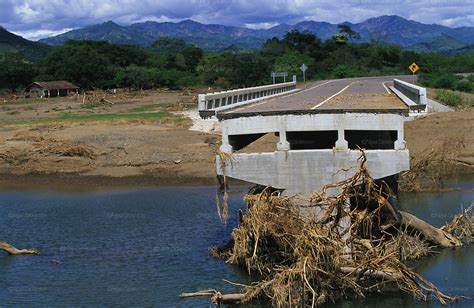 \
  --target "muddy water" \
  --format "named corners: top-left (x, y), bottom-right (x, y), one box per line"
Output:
top-left (0, 179), bottom-right (472, 307)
